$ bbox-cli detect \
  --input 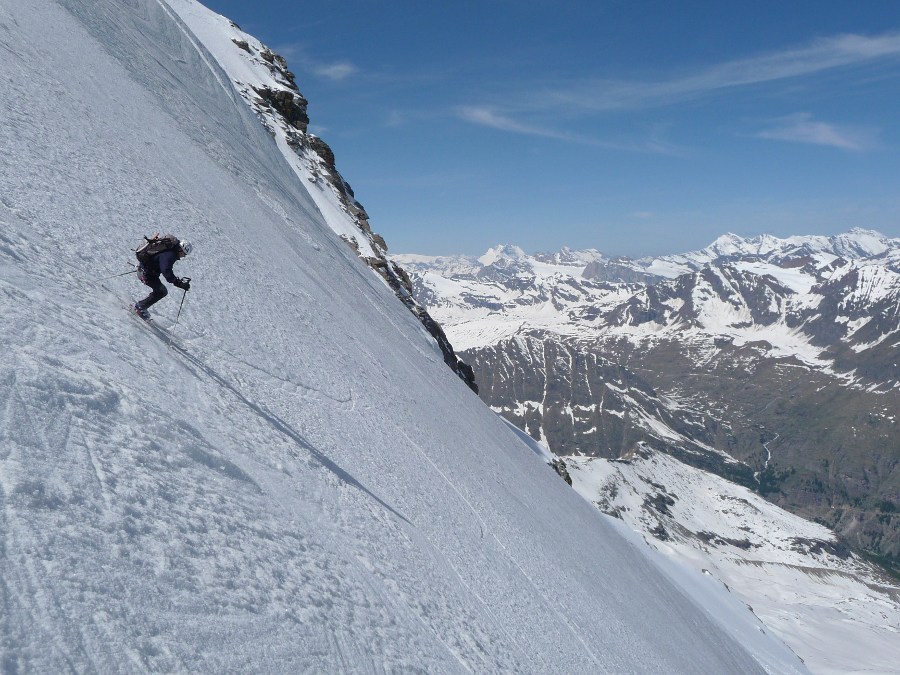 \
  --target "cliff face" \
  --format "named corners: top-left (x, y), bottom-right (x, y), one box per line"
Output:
top-left (175, 7), bottom-right (478, 392)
